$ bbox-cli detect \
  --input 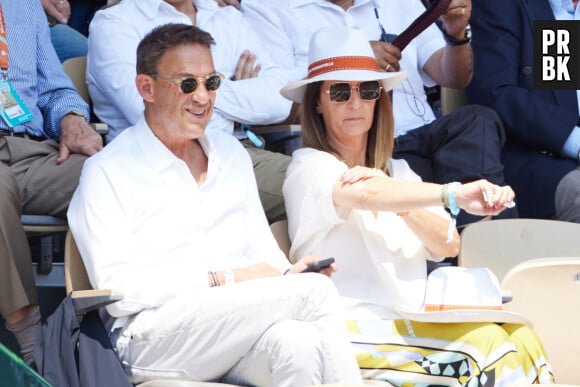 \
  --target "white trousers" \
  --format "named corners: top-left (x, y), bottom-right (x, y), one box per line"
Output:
top-left (112, 273), bottom-right (362, 386)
